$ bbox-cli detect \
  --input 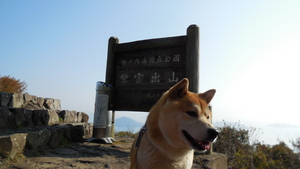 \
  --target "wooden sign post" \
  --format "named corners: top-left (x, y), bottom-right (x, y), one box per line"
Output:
top-left (106, 25), bottom-right (200, 112)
